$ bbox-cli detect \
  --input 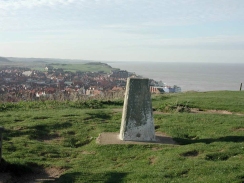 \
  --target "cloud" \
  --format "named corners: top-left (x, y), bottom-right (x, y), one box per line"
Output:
top-left (100, 0), bottom-right (244, 34)
top-left (1, 0), bottom-right (244, 20)
top-left (0, 0), bottom-right (75, 10)
top-left (1, 0), bottom-right (244, 47)
top-left (143, 35), bottom-right (244, 50)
